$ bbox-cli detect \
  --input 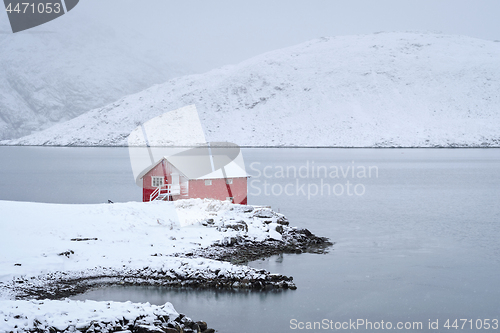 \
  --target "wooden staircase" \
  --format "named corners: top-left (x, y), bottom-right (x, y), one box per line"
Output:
top-left (150, 184), bottom-right (181, 201)
top-left (150, 184), bottom-right (172, 201)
